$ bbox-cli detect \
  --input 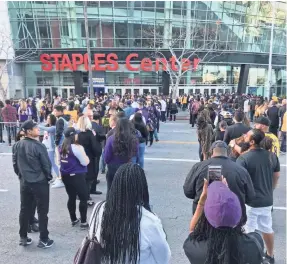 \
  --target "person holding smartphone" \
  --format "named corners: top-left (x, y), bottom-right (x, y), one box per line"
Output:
top-left (183, 179), bottom-right (264, 264)
top-left (183, 140), bottom-right (255, 225)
